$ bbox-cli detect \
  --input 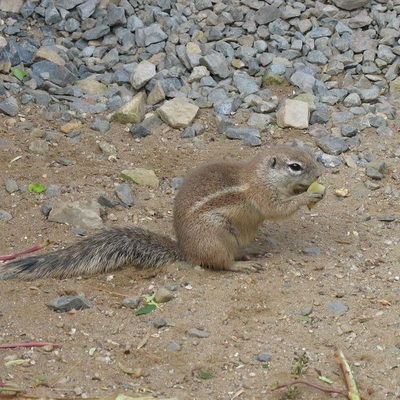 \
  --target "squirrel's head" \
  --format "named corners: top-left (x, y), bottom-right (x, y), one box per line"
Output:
top-left (257, 146), bottom-right (322, 198)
